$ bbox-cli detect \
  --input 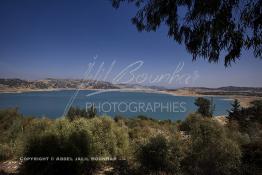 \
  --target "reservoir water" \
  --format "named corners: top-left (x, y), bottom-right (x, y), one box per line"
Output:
top-left (0, 90), bottom-right (232, 120)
